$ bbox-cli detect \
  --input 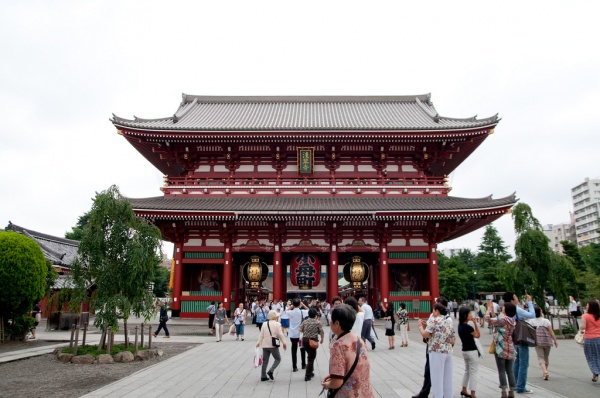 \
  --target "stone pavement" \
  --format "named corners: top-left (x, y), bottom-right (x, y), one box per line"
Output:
top-left (4, 315), bottom-right (597, 397)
